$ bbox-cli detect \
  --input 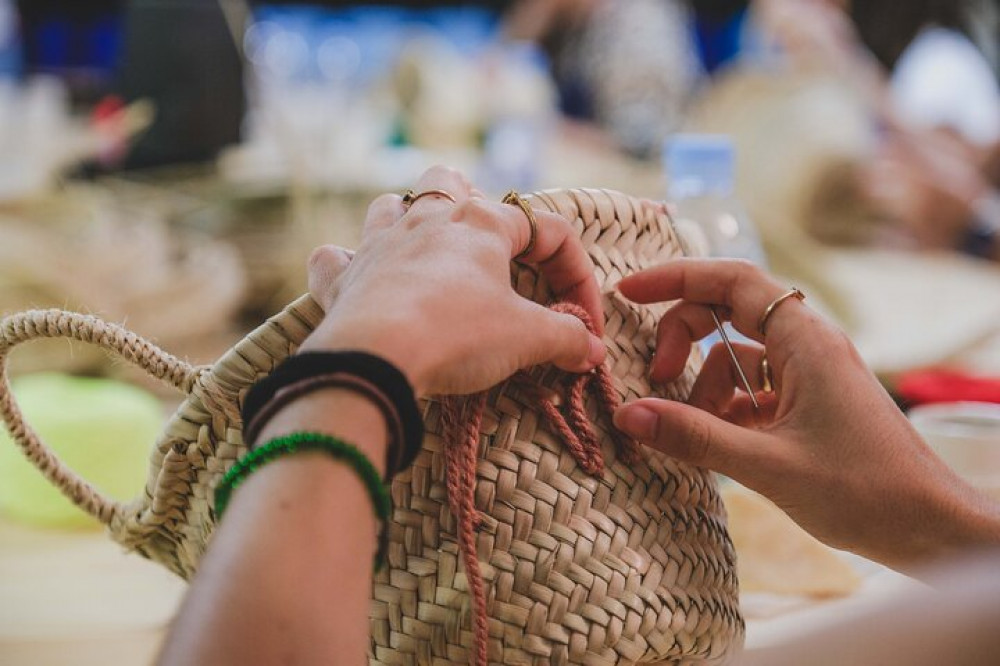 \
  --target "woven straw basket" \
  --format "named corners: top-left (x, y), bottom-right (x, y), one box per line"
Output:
top-left (0, 188), bottom-right (743, 665)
